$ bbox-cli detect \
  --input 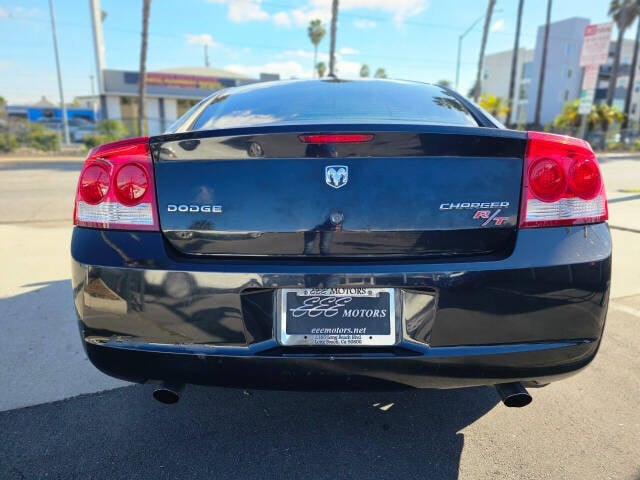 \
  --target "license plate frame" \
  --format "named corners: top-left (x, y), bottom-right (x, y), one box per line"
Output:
top-left (277, 288), bottom-right (396, 346)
